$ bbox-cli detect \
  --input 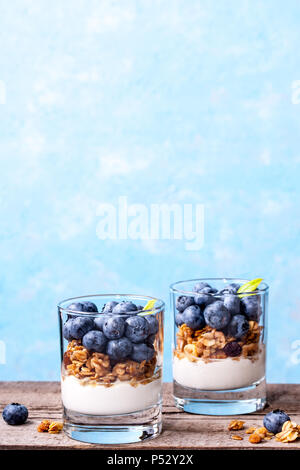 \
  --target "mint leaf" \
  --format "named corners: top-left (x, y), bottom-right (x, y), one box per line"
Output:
top-left (237, 278), bottom-right (263, 298)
